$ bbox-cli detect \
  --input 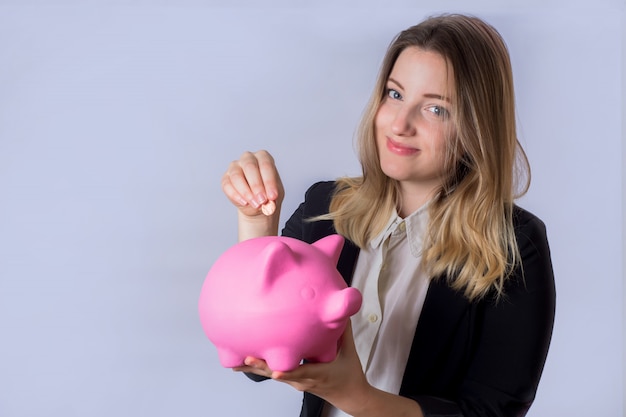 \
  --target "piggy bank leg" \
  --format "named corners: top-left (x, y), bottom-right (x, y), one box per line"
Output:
top-left (263, 348), bottom-right (302, 372)
top-left (216, 347), bottom-right (245, 368)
